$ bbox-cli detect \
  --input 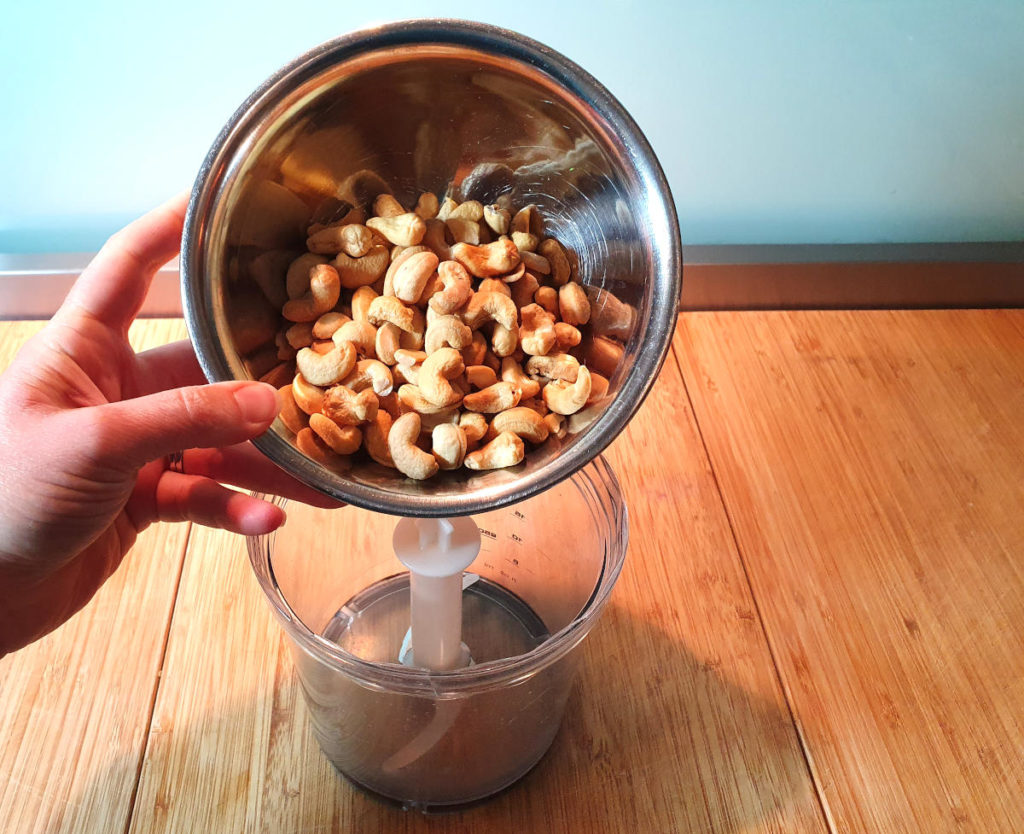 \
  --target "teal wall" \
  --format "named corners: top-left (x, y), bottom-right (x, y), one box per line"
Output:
top-left (1, 0), bottom-right (1021, 252)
